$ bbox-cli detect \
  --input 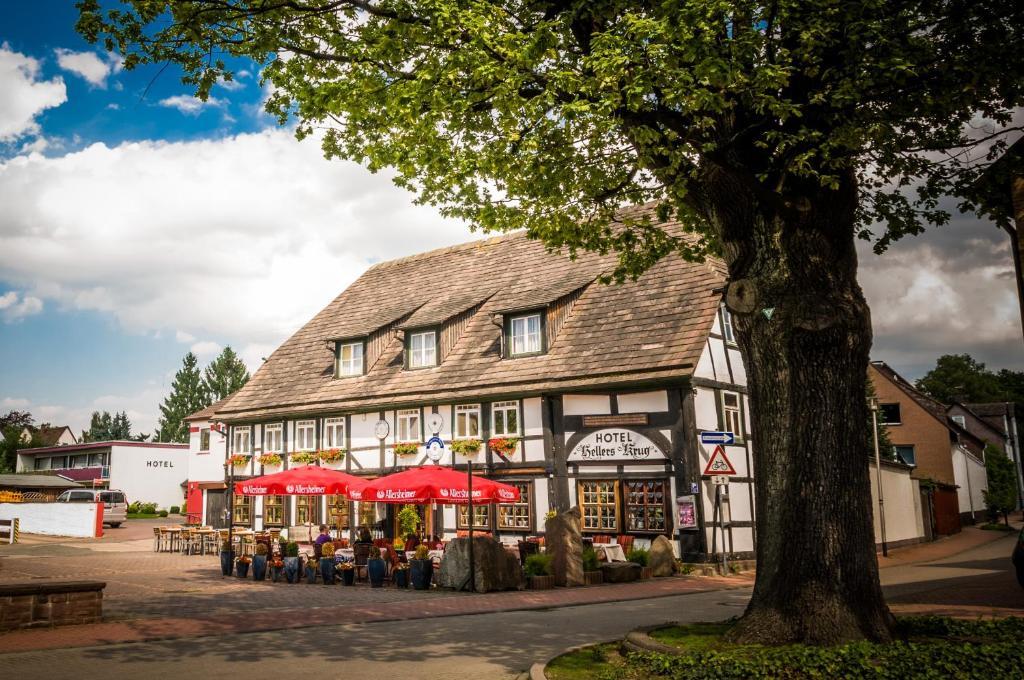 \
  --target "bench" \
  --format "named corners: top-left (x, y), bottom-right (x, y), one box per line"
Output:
top-left (0, 518), bottom-right (17, 544)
